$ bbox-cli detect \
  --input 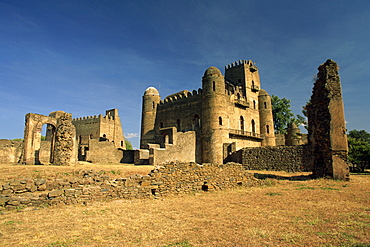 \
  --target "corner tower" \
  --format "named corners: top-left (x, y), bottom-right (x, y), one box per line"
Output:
top-left (201, 66), bottom-right (228, 164)
top-left (140, 87), bottom-right (160, 148)
top-left (258, 89), bottom-right (276, 146)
